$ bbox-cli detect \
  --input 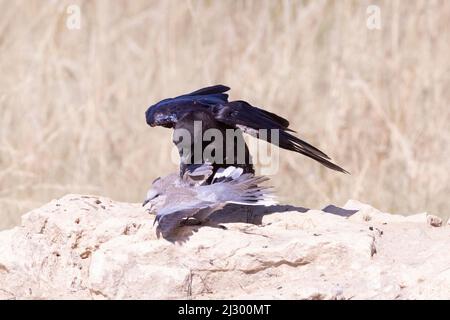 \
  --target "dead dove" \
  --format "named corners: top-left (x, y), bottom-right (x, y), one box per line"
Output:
top-left (143, 164), bottom-right (276, 237)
